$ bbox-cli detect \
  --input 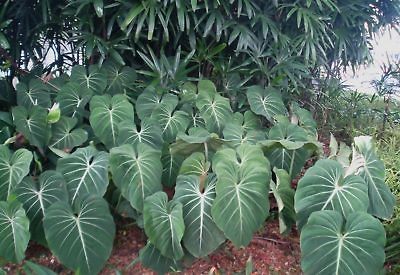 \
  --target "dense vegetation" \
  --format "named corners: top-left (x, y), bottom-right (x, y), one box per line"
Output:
top-left (0, 0), bottom-right (400, 274)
